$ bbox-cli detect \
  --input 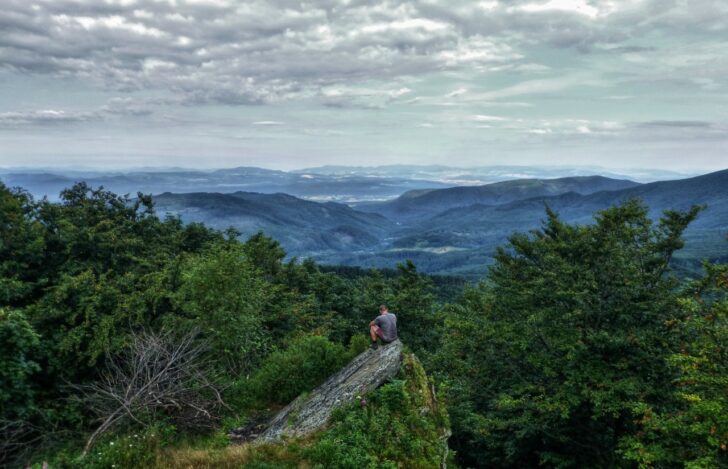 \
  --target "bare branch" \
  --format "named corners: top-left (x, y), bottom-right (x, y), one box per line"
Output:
top-left (72, 329), bottom-right (226, 455)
